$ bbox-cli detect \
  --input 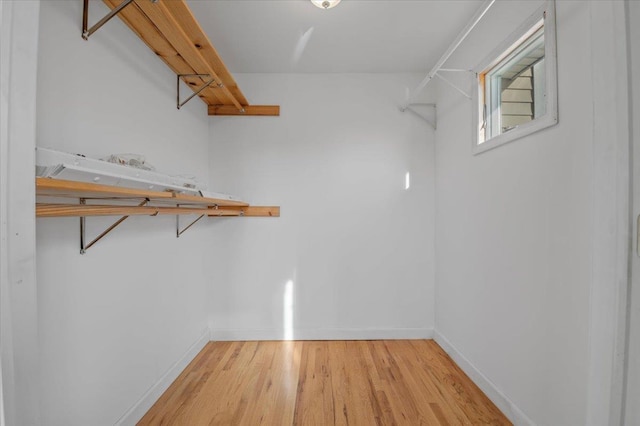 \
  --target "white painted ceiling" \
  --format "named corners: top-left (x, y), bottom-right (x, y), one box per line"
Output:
top-left (186, 0), bottom-right (483, 73)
